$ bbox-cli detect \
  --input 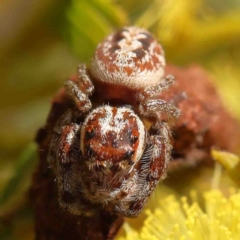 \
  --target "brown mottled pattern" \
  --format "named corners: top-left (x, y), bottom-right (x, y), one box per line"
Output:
top-left (58, 125), bottom-right (75, 164)
top-left (82, 107), bottom-right (141, 165)
top-left (92, 26), bottom-right (165, 86)
top-left (95, 28), bottom-right (164, 73)
top-left (147, 137), bottom-right (166, 181)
